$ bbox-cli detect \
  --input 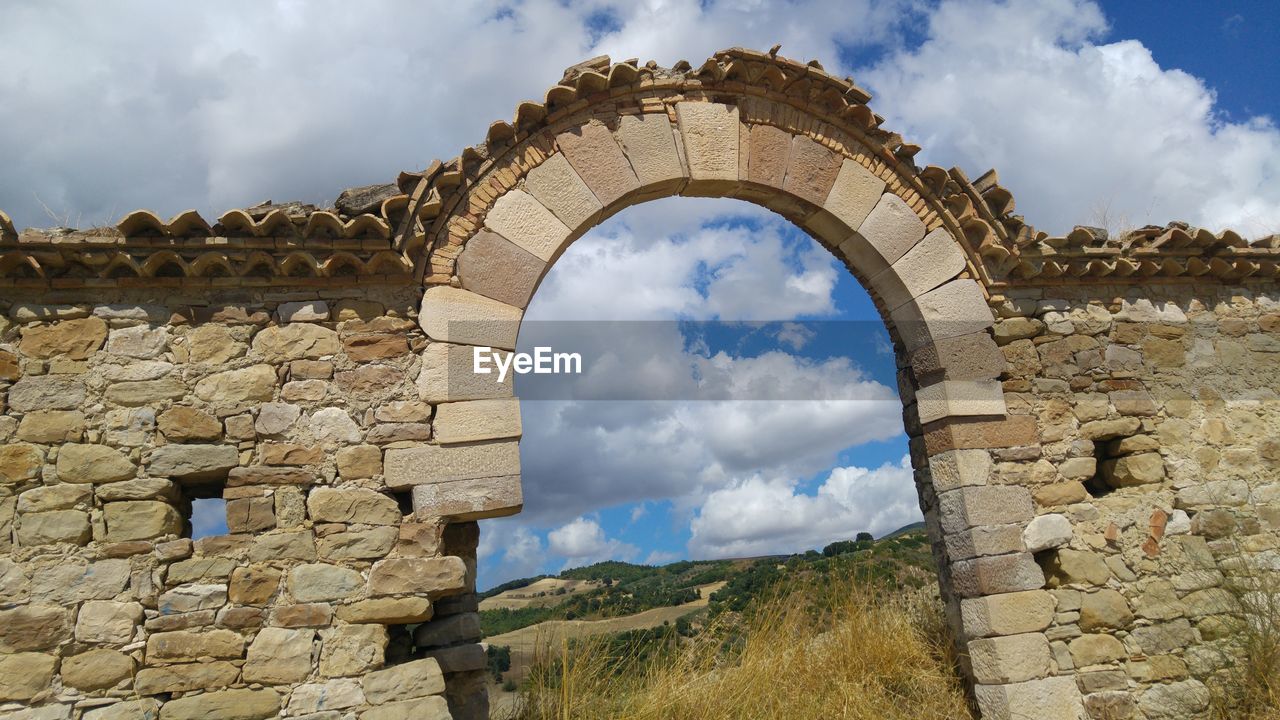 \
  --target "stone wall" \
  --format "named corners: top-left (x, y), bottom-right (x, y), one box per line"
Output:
top-left (0, 285), bottom-right (503, 719)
